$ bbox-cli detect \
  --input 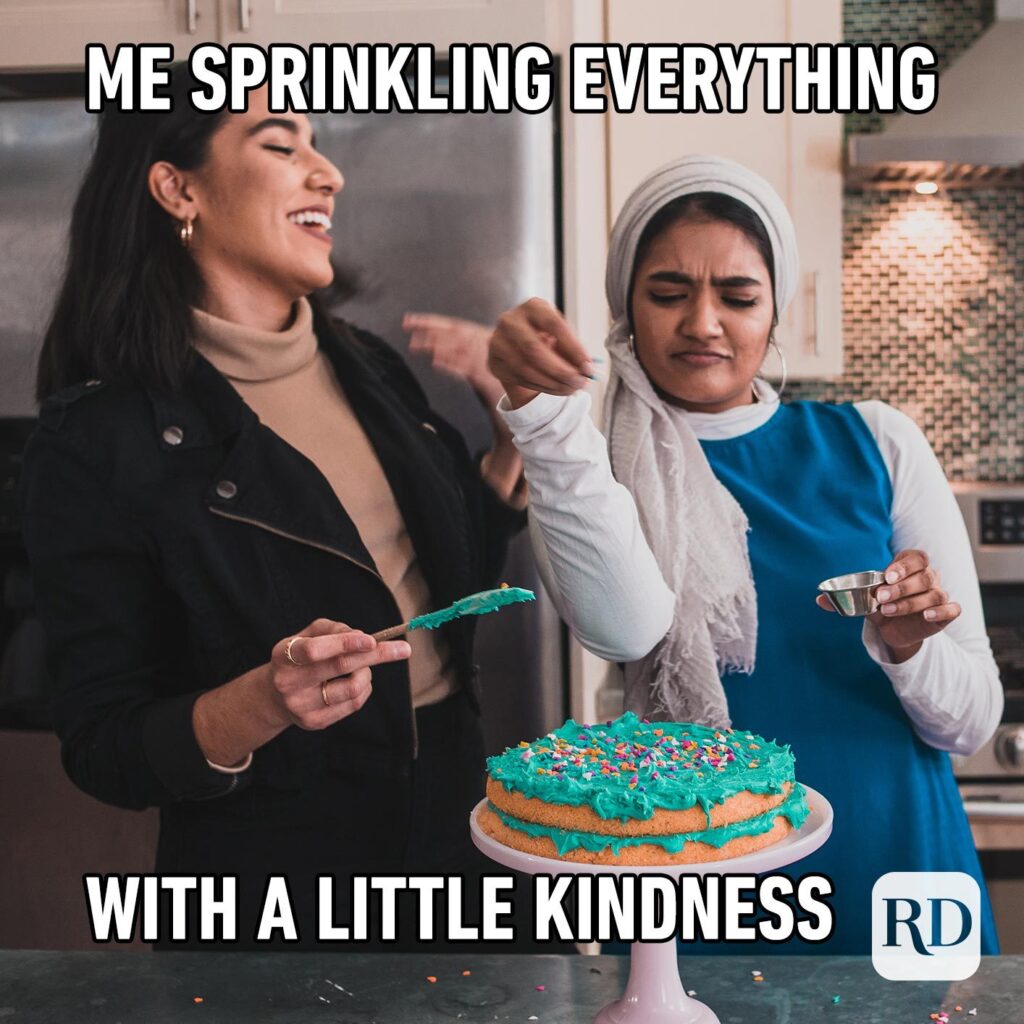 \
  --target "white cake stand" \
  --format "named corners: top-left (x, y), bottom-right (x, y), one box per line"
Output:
top-left (470, 785), bottom-right (833, 1024)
